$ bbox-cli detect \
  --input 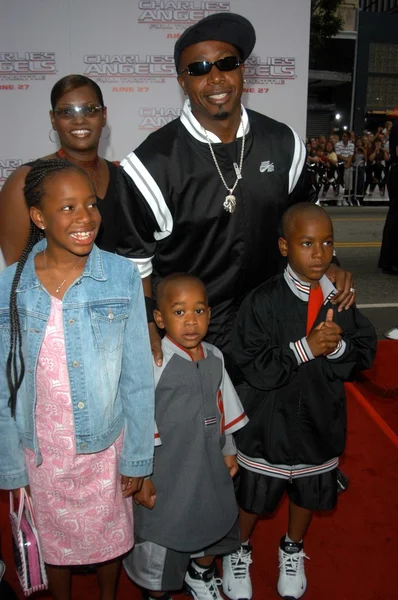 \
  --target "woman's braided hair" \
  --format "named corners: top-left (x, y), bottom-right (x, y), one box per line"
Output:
top-left (7, 158), bottom-right (83, 416)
